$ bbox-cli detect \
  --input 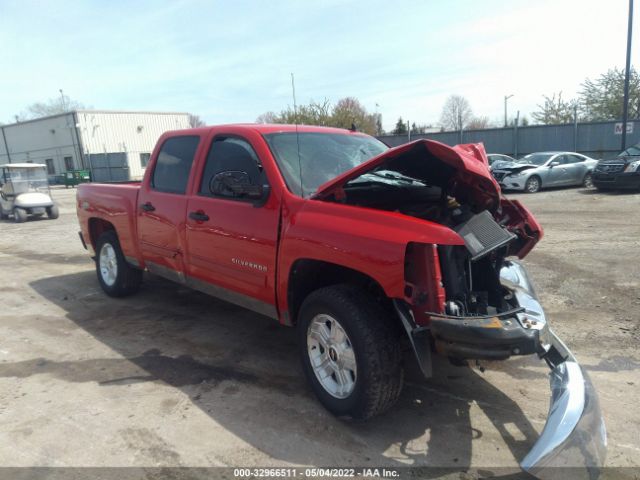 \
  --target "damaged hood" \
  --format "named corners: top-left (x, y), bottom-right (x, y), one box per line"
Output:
top-left (313, 139), bottom-right (501, 210)
top-left (492, 162), bottom-right (539, 173)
